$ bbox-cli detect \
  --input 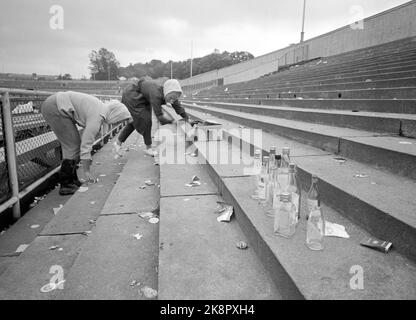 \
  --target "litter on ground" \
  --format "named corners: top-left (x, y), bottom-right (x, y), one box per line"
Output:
top-left (140, 286), bottom-right (158, 299)
top-left (53, 204), bottom-right (64, 215)
top-left (185, 175), bottom-right (201, 187)
top-left (15, 244), bottom-right (29, 253)
top-left (78, 186), bottom-right (89, 193)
